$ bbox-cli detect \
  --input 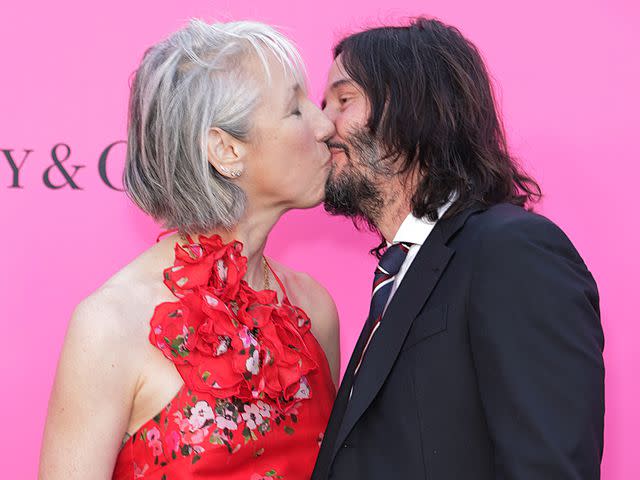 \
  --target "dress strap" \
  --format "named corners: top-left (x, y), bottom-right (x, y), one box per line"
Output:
top-left (156, 229), bottom-right (195, 244)
top-left (156, 229), bottom-right (178, 242)
top-left (264, 258), bottom-right (289, 302)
